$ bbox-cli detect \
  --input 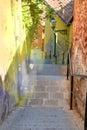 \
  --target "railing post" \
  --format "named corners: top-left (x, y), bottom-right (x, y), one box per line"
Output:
top-left (62, 52), bottom-right (64, 64)
top-left (54, 32), bottom-right (56, 56)
top-left (70, 76), bottom-right (74, 110)
top-left (67, 52), bottom-right (69, 80)
top-left (54, 55), bottom-right (57, 64)
top-left (84, 92), bottom-right (87, 130)
top-left (84, 83), bottom-right (87, 130)
top-left (49, 51), bottom-right (51, 59)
